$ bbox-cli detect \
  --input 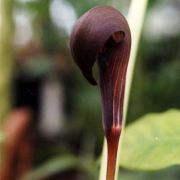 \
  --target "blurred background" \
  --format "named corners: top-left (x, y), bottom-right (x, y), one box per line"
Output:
top-left (0, 0), bottom-right (179, 179)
